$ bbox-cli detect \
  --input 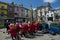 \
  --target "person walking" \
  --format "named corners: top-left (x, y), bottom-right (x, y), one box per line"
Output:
top-left (21, 20), bottom-right (28, 37)
top-left (9, 23), bottom-right (19, 40)
top-left (4, 20), bottom-right (10, 34)
top-left (34, 21), bottom-right (40, 32)
top-left (47, 21), bottom-right (52, 29)
top-left (28, 22), bottom-right (35, 36)
top-left (15, 22), bottom-right (20, 34)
